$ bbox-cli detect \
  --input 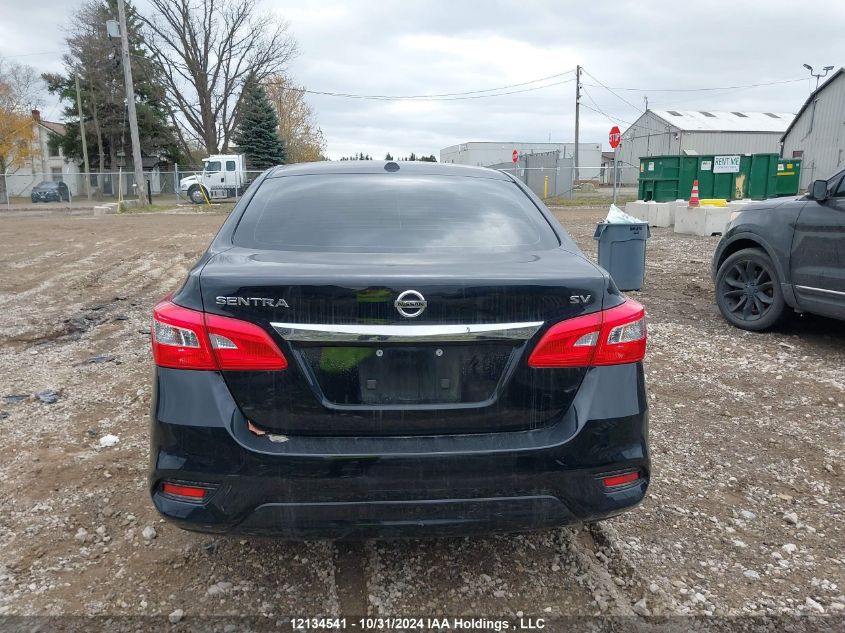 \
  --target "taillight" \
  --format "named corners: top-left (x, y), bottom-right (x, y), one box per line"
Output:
top-left (152, 300), bottom-right (287, 371)
top-left (160, 481), bottom-right (216, 502)
top-left (152, 301), bottom-right (216, 369)
top-left (601, 471), bottom-right (642, 488)
top-left (527, 299), bottom-right (646, 368)
top-left (205, 313), bottom-right (288, 370)
top-left (161, 482), bottom-right (208, 500)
